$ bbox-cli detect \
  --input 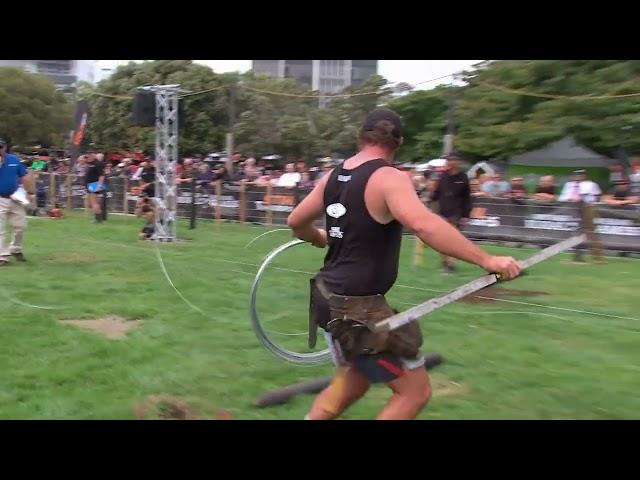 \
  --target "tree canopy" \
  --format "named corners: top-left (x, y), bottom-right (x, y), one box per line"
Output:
top-left (0, 67), bottom-right (73, 149)
top-left (81, 62), bottom-right (392, 160)
top-left (79, 60), bottom-right (640, 163)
